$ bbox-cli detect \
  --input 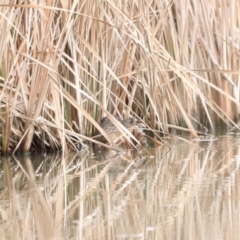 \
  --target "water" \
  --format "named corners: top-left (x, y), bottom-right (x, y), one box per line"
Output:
top-left (1, 134), bottom-right (240, 239)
